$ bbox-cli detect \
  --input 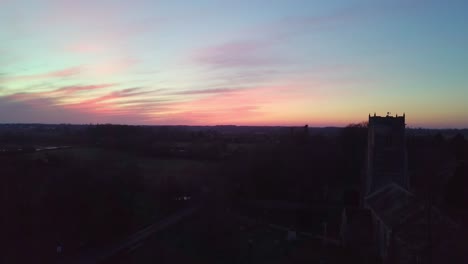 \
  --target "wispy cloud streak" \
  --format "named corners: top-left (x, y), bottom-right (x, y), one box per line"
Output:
top-left (0, 67), bottom-right (81, 83)
top-left (173, 87), bottom-right (245, 95)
